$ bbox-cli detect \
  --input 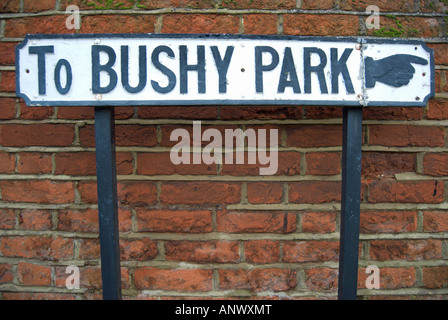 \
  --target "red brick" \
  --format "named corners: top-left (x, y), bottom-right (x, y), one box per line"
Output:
top-left (359, 267), bottom-right (416, 290)
top-left (138, 106), bottom-right (217, 119)
top-left (0, 72), bottom-right (15, 92)
top-left (282, 241), bottom-right (339, 263)
top-left (0, 264), bottom-right (13, 284)
top-left (360, 211), bottom-right (417, 233)
top-left (367, 16), bottom-right (439, 38)
top-left (120, 238), bottom-right (158, 261)
top-left (301, 0), bottom-right (334, 9)
top-left (283, 14), bottom-right (359, 36)
top-left (0, 151), bottom-right (15, 173)
top-left (160, 182), bottom-right (241, 205)
top-left (217, 211), bottom-right (296, 233)
top-left (369, 239), bottom-right (442, 261)
top-left (340, 0), bottom-right (414, 11)
top-left (5, 16), bottom-right (72, 37)
top-left (57, 208), bottom-right (131, 233)
top-left (17, 262), bottom-right (51, 286)
top-left (427, 98), bottom-right (448, 120)
top-left (136, 209), bottom-right (212, 233)
top-left (423, 211), bottom-right (448, 232)
top-left (220, 106), bottom-right (303, 120)
top-left (137, 152), bottom-right (216, 175)
top-left (289, 181), bottom-right (340, 203)
top-left (57, 107), bottom-right (94, 120)
top-left (79, 124), bottom-right (157, 147)
top-left (165, 241), bottom-right (239, 263)
top-left (305, 106), bottom-right (342, 120)
top-left (0, 124), bottom-right (74, 147)
top-left (285, 125), bottom-right (342, 147)
top-left (18, 152), bottom-right (52, 174)
top-left (220, 152), bottom-right (301, 176)
top-left (1, 236), bottom-right (74, 260)
top-left (55, 152), bottom-right (96, 176)
top-left (422, 267), bottom-right (448, 289)
top-left (301, 212), bottom-right (336, 233)
top-left (244, 240), bottom-right (280, 263)
top-left (78, 239), bottom-right (100, 260)
top-left (2, 292), bottom-right (76, 300)
top-left (306, 152), bottom-right (340, 175)
top-left (368, 180), bottom-right (444, 204)
top-left (218, 268), bottom-right (297, 292)
top-left (423, 153), bottom-right (448, 176)
top-left (0, 180), bottom-right (75, 204)
top-left (81, 15), bottom-right (156, 33)
top-left (368, 125), bottom-right (445, 147)
top-left (221, 0), bottom-right (296, 9)
top-left (54, 266), bottom-right (130, 290)
top-left (19, 102), bottom-right (53, 120)
top-left (0, 208), bottom-right (15, 229)
top-left (0, 42), bottom-right (17, 65)
top-left (243, 14), bottom-right (278, 34)
top-left (428, 43), bottom-right (448, 65)
top-left (134, 268), bottom-right (213, 291)
top-left (23, 0), bottom-right (55, 12)
top-left (305, 268), bottom-right (338, 292)
top-left (363, 107), bottom-right (423, 120)
top-left (361, 152), bottom-right (416, 179)
top-left (0, 98), bottom-right (16, 120)
top-left (247, 182), bottom-right (283, 204)
top-left (140, 0), bottom-right (218, 9)
top-left (0, 0), bottom-right (20, 12)
top-left (162, 14), bottom-right (239, 34)
top-left (420, 0), bottom-right (448, 12)
top-left (19, 209), bottom-right (52, 231)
